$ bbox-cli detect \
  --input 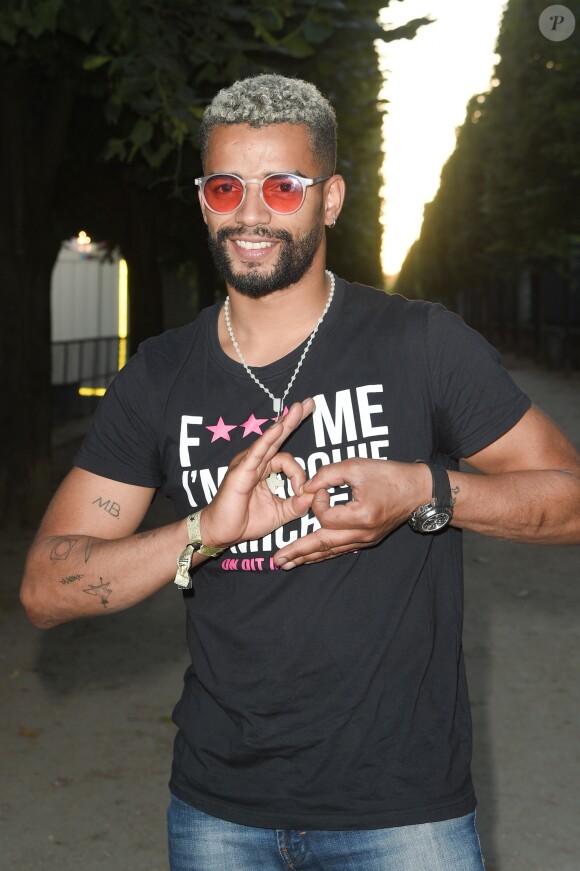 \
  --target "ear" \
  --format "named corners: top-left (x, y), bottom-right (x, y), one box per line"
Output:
top-left (323, 175), bottom-right (346, 229)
